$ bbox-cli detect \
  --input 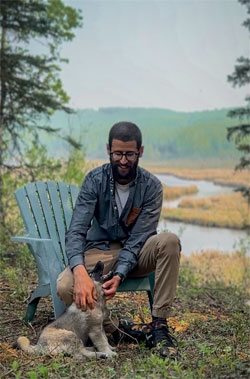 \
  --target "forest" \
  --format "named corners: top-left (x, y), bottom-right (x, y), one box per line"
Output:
top-left (42, 107), bottom-right (240, 162)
